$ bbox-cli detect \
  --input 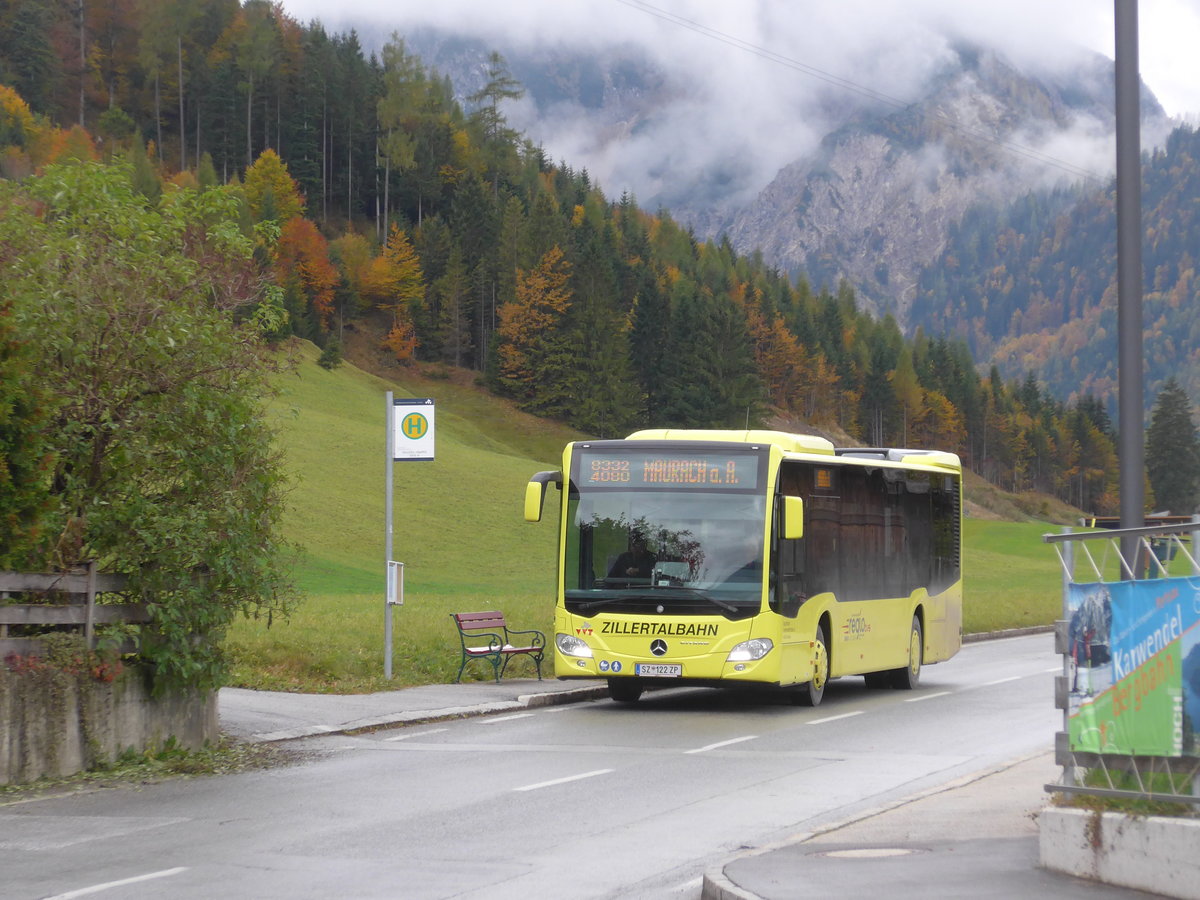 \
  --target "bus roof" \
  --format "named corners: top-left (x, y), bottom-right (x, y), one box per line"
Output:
top-left (624, 430), bottom-right (960, 472)
top-left (626, 429), bottom-right (835, 455)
